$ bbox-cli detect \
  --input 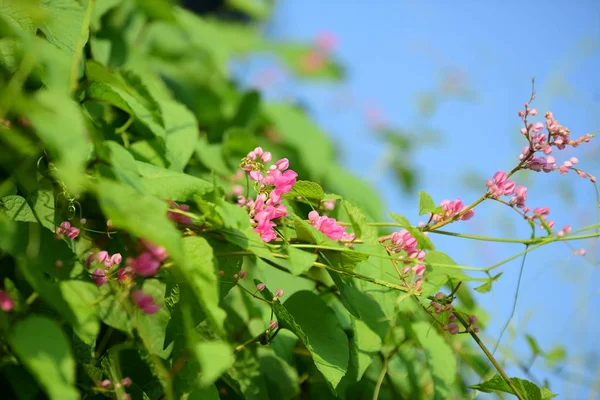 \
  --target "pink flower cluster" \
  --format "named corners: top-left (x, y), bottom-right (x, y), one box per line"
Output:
top-left (86, 251), bottom-right (123, 287)
top-left (0, 291), bottom-right (14, 312)
top-left (131, 290), bottom-right (159, 314)
top-left (56, 221), bottom-right (79, 239)
top-left (127, 239), bottom-right (168, 277)
top-left (380, 229), bottom-right (427, 290)
top-left (167, 201), bottom-right (192, 225)
top-left (308, 211), bottom-right (355, 242)
top-left (431, 199), bottom-right (474, 222)
top-left (517, 105), bottom-right (596, 182)
top-left (486, 171), bottom-right (516, 199)
top-left (239, 147), bottom-right (297, 242)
